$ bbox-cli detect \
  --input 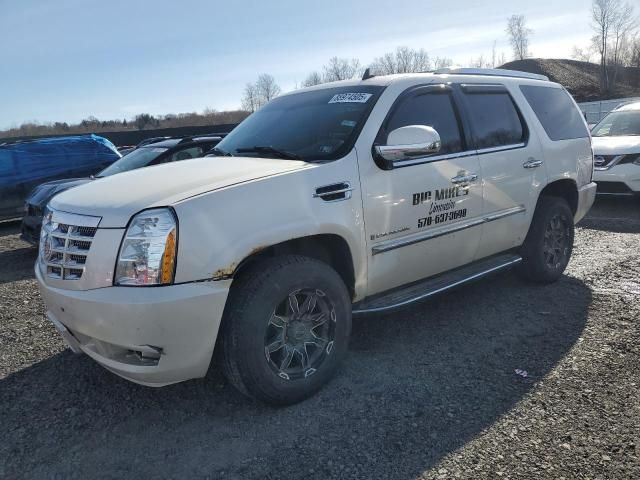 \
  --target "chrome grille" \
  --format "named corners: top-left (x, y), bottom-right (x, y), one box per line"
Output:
top-left (40, 223), bottom-right (97, 280)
